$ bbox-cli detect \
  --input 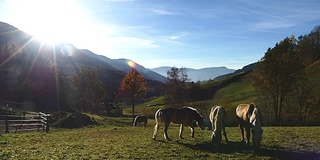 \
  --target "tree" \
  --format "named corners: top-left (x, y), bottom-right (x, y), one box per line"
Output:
top-left (297, 25), bottom-right (320, 66)
top-left (288, 73), bottom-right (316, 124)
top-left (164, 67), bottom-right (189, 107)
top-left (67, 66), bottom-right (107, 113)
top-left (253, 36), bottom-right (303, 124)
top-left (117, 68), bottom-right (147, 122)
